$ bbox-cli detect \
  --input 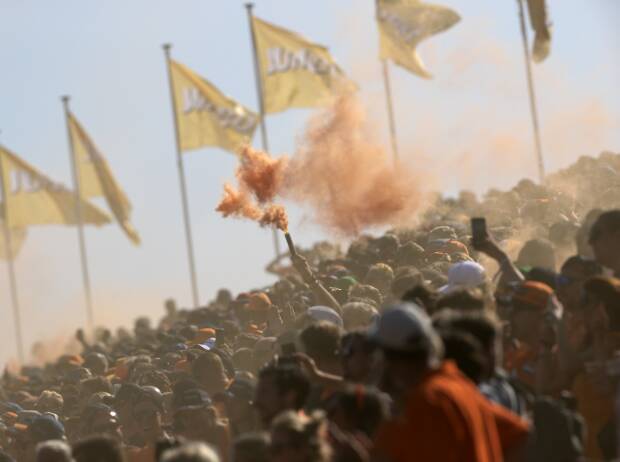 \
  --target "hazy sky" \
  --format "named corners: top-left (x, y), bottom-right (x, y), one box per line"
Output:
top-left (1, 0), bottom-right (618, 364)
